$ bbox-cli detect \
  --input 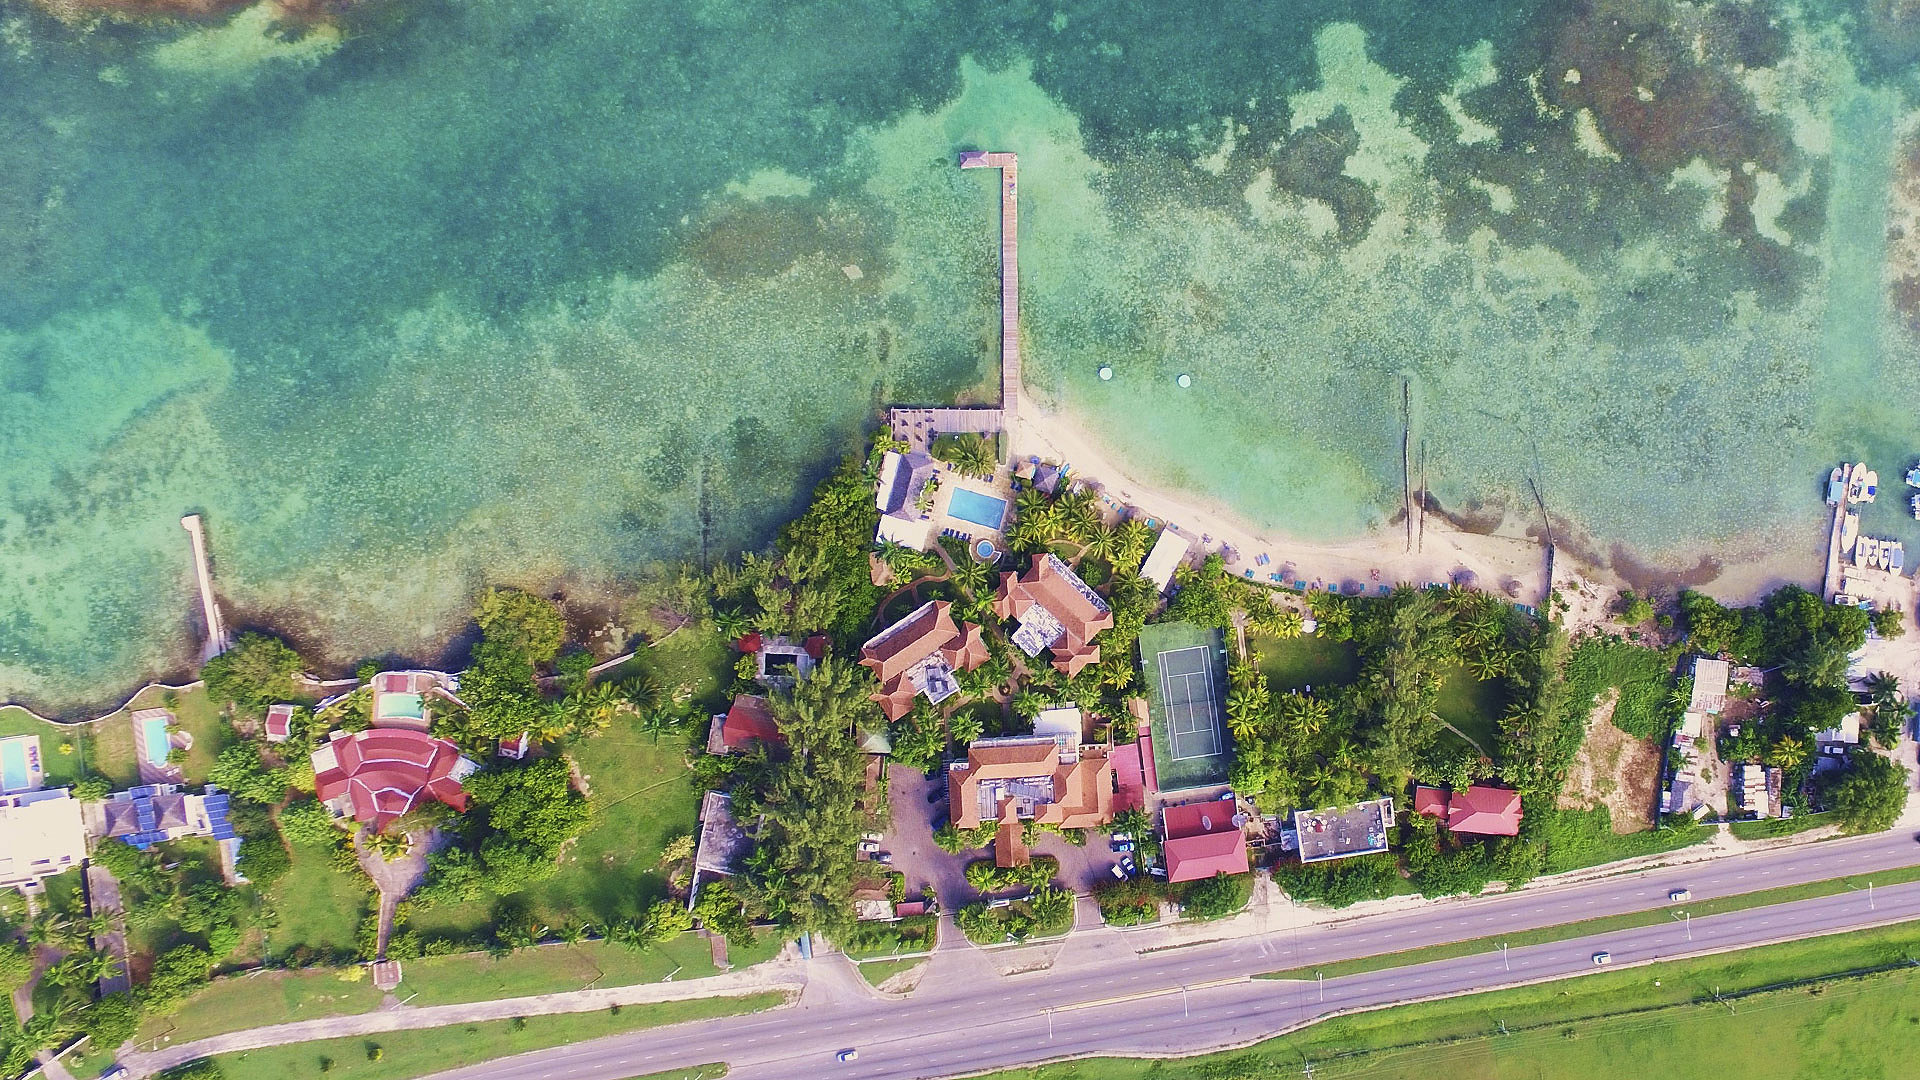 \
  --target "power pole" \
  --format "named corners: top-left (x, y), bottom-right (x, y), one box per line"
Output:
top-left (1317, 971), bottom-right (1323, 1002)
top-left (1499, 942), bottom-right (1509, 971)
top-left (1182, 984), bottom-right (1190, 1018)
